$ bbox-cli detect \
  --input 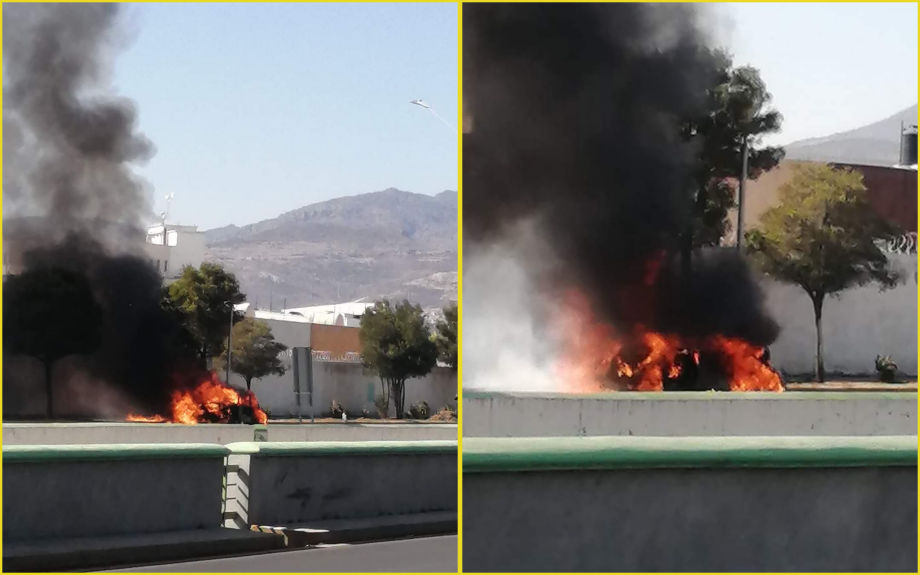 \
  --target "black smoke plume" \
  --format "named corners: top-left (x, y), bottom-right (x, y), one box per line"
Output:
top-left (3, 4), bottom-right (196, 417)
top-left (4, 3), bottom-right (154, 236)
top-left (463, 3), bottom-right (778, 347)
